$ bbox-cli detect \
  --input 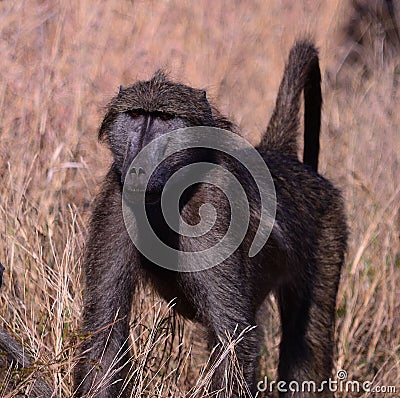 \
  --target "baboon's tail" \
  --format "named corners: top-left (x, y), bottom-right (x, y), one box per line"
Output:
top-left (258, 40), bottom-right (322, 172)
